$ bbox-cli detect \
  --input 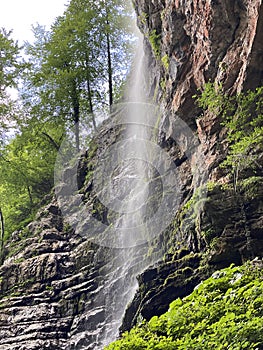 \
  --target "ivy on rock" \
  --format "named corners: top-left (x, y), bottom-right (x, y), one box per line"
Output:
top-left (105, 262), bottom-right (263, 349)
